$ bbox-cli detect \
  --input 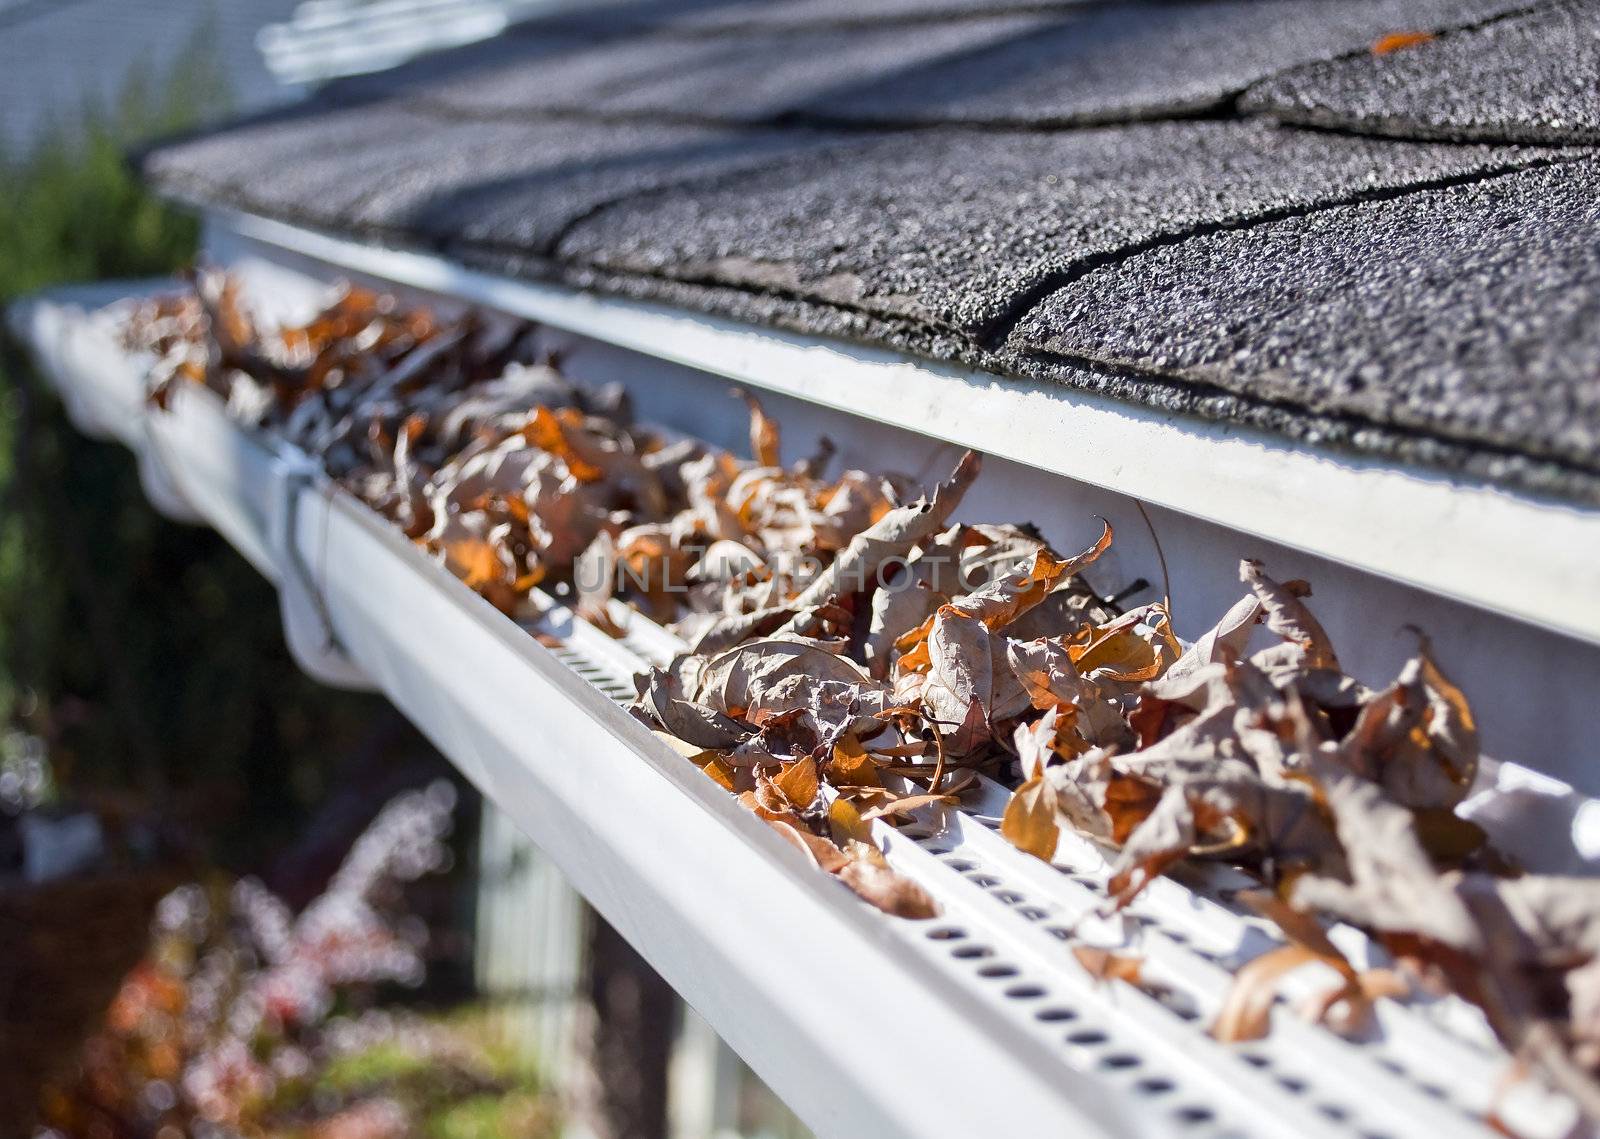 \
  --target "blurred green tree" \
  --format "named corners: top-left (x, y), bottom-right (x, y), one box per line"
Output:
top-left (0, 21), bottom-right (399, 870)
